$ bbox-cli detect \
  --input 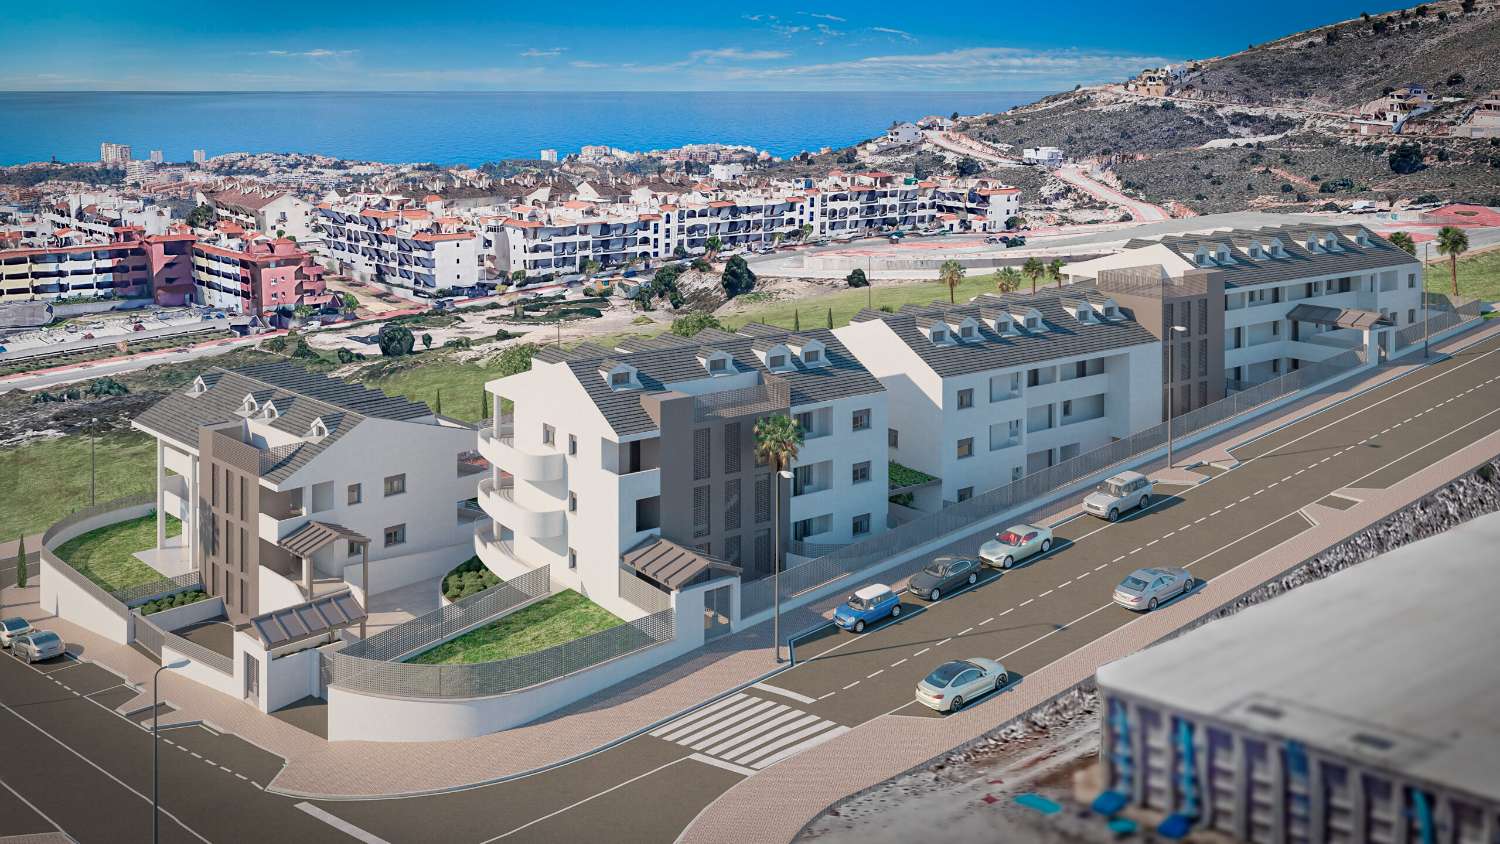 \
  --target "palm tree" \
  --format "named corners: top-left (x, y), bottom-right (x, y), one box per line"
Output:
top-left (996, 266), bottom-right (1023, 294)
top-left (938, 259), bottom-right (965, 304)
top-left (754, 414), bottom-right (804, 662)
top-left (1022, 257), bottom-right (1045, 295)
top-left (1435, 225), bottom-right (1469, 297)
top-left (1388, 231), bottom-right (1415, 256)
top-left (1047, 258), bottom-right (1066, 287)
top-left (705, 235), bottom-right (723, 260)
top-left (799, 223), bottom-right (814, 242)
top-left (580, 258), bottom-right (601, 282)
